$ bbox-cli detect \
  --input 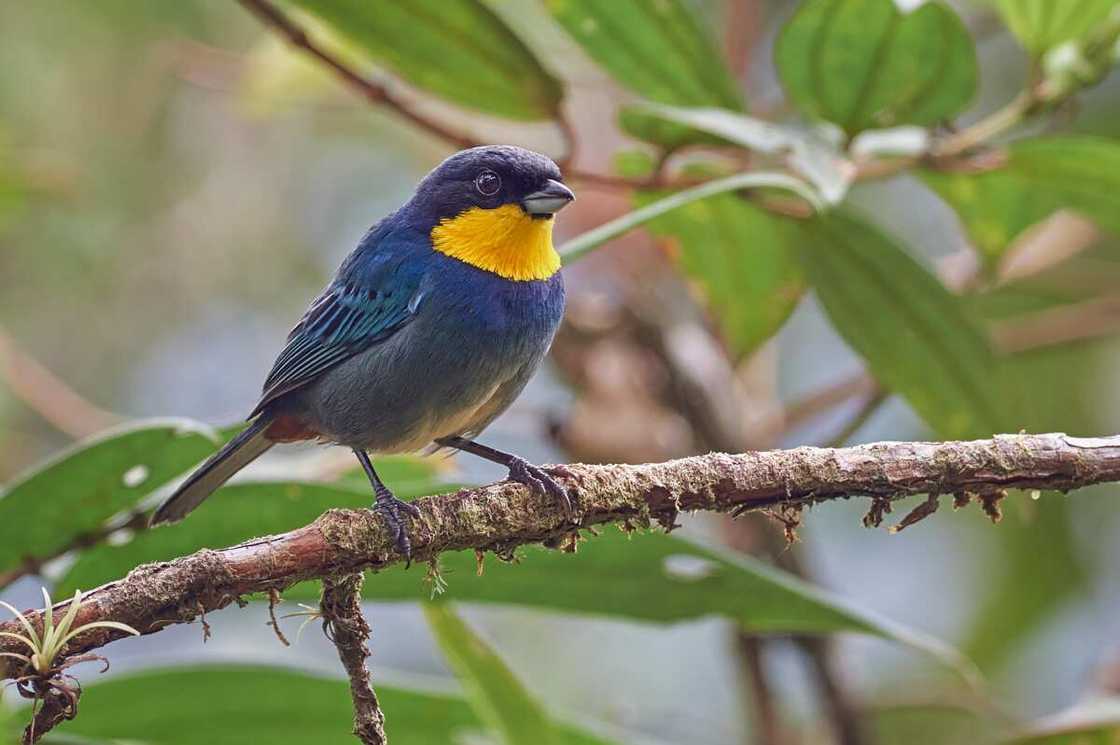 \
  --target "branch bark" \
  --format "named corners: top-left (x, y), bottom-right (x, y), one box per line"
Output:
top-left (3, 431), bottom-right (1120, 679)
top-left (22, 690), bottom-right (76, 745)
top-left (321, 573), bottom-right (388, 745)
